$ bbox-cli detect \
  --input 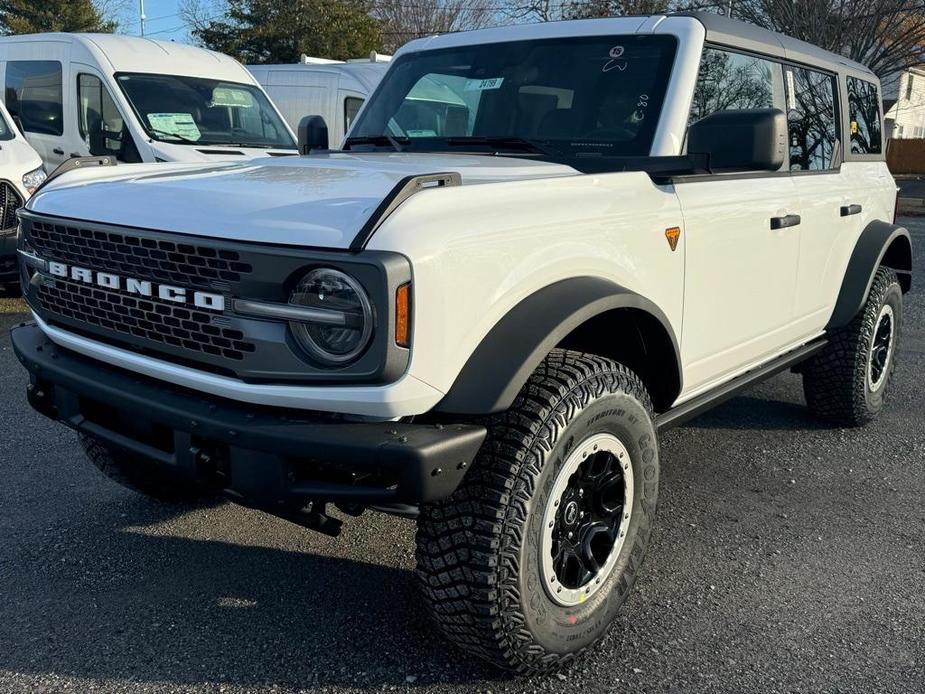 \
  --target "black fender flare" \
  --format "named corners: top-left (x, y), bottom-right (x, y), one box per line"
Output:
top-left (827, 221), bottom-right (913, 330)
top-left (435, 276), bottom-right (682, 415)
